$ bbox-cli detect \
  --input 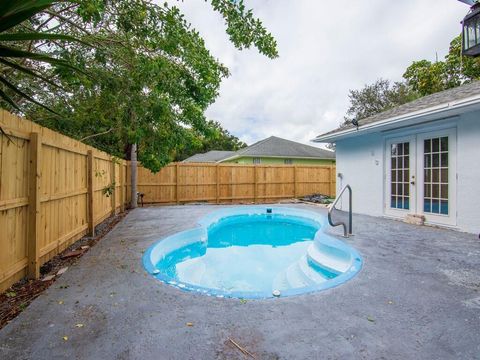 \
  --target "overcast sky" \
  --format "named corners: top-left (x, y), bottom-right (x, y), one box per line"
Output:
top-left (169, 0), bottom-right (468, 147)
